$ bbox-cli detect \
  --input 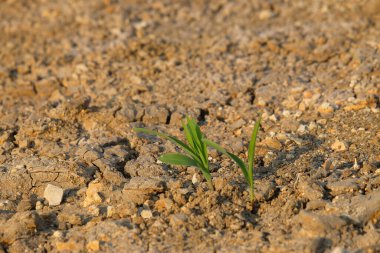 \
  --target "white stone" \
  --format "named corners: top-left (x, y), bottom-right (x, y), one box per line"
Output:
top-left (44, 184), bottom-right (64, 206)
top-left (258, 10), bottom-right (274, 20)
top-left (269, 114), bottom-right (278, 122)
top-left (141, 209), bottom-right (153, 219)
top-left (53, 230), bottom-right (63, 238)
top-left (192, 173), bottom-right (199, 185)
top-left (35, 200), bottom-right (43, 210)
top-left (308, 121), bottom-right (317, 130)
